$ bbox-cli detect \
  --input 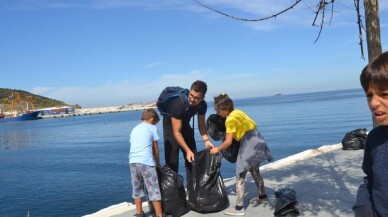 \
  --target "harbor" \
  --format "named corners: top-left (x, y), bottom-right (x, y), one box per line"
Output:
top-left (37, 103), bottom-right (156, 119)
top-left (0, 89), bottom-right (371, 216)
